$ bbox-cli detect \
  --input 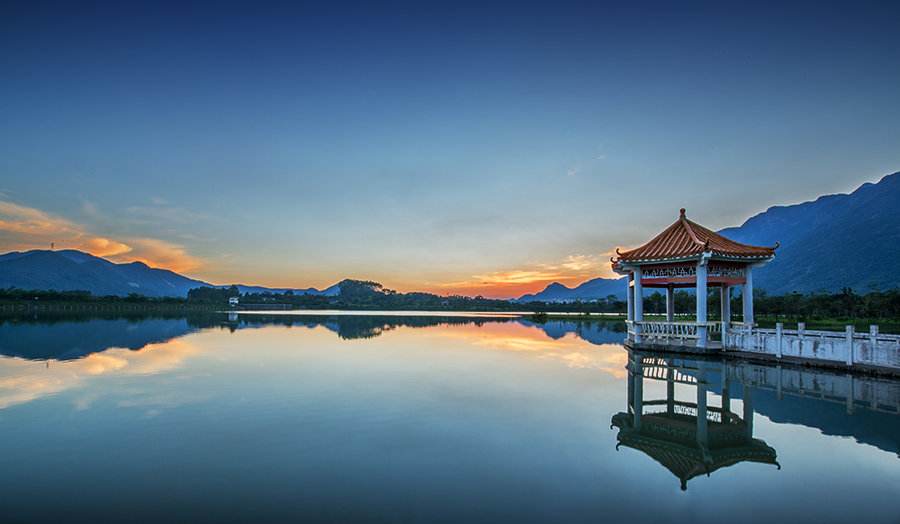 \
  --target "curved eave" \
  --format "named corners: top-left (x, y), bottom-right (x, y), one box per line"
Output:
top-left (611, 210), bottom-right (779, 268)
top-left (612, 252), bottom-right (774, 268)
